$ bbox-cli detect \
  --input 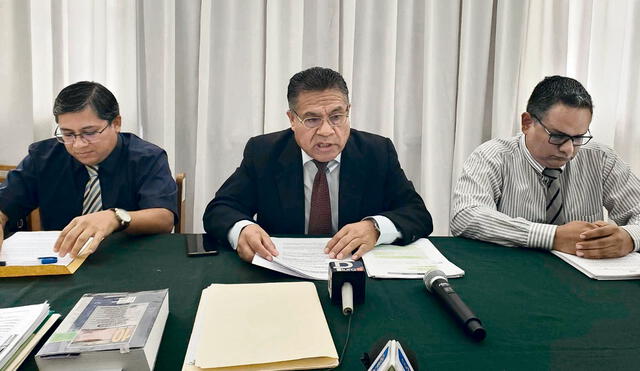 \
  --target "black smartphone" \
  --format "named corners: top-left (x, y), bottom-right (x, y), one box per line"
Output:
top-left (185, 234), bottom-right (218, 257)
